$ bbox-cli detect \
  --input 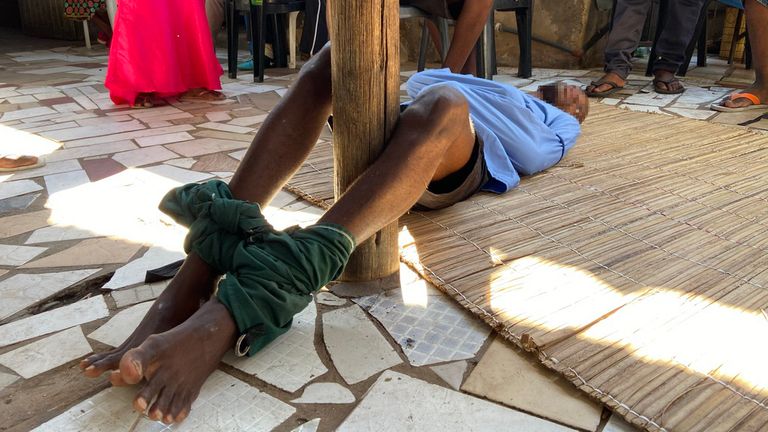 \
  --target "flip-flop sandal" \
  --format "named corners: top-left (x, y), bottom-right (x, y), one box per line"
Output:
top-left (653, 77), bottom-right (685, 95)
top-left (179, 89), bottom-right (226, 103)
top-left (710, 92), bottom-right (768, 112)
top-left (585, 78), bottom-right (624, 98)
top-left (0, 156), bottom-right (44, 172)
